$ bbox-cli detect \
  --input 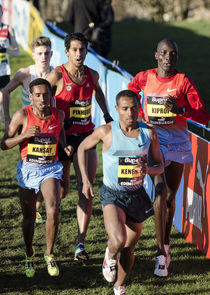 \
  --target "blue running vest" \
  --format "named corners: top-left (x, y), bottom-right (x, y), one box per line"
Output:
top-left (103, 121), bottom-right (151, 191)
